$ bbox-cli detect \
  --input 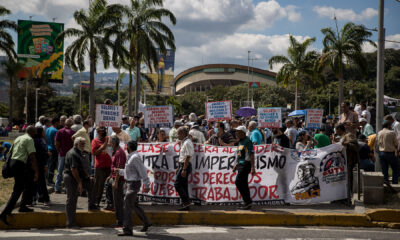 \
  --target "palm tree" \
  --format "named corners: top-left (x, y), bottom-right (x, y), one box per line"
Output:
top-left (55, 0), bottom-right (121, 121)
top-left (0, 6), bottom-right (17, 60)
top-left (2, 60), bottom-right (23, 124)
top-left (320, 20), bottom-right (375, 114)
top-left (116, 0), bottom-right (176, 115)
top-left (166, 96), bottom-right (182, 115)
top-left (269, 35), bottom-right (319, 110)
